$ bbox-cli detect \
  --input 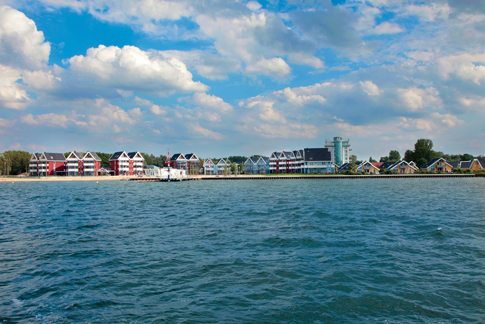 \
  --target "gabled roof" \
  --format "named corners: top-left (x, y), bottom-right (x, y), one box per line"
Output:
top-left (67, 151), bottom-right (84, 160)
top-left (449, 161), bottom-right (460, 169)
top-left (283, 151), bottom-right (292, 159)
top-left (259, 157), bottom-right (269, 164)
top-left (30, 153), bottom-right (39, 161)
top-left (110, 151), bottom-right (127, 160)
top-left (270, 151), bottom-right (281, 159)
top-left (83, 151), bottom-right (101, 161)
top-left (170, 153), bottom-right (185, 161)
top-left (389, 160), bottom-right (418, 171)
top-left (372, 162), bottom-right (383, 168)
top-left (379, 161), bottom-right (395, 170)
top-left (244, 157), bottom-right (257, 165)
top-left (303, 148), bottom-right (331, 162)
top-left (338, 162), bottom-right (351, 171)
top-left (184, 153), bottom-right (199, 160)
top-left (422, 157), bottom-right (453, 169)
top-left (44, 153), bottom-right (67, 161)
top-left (460, 161), bottom-right (472, 169)
top-left (127, 151), bottom-right (143, 159)
top-left (216, 158), bottom-right (228, 166)
top-left (478, 158), bottom-right (485, 169)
